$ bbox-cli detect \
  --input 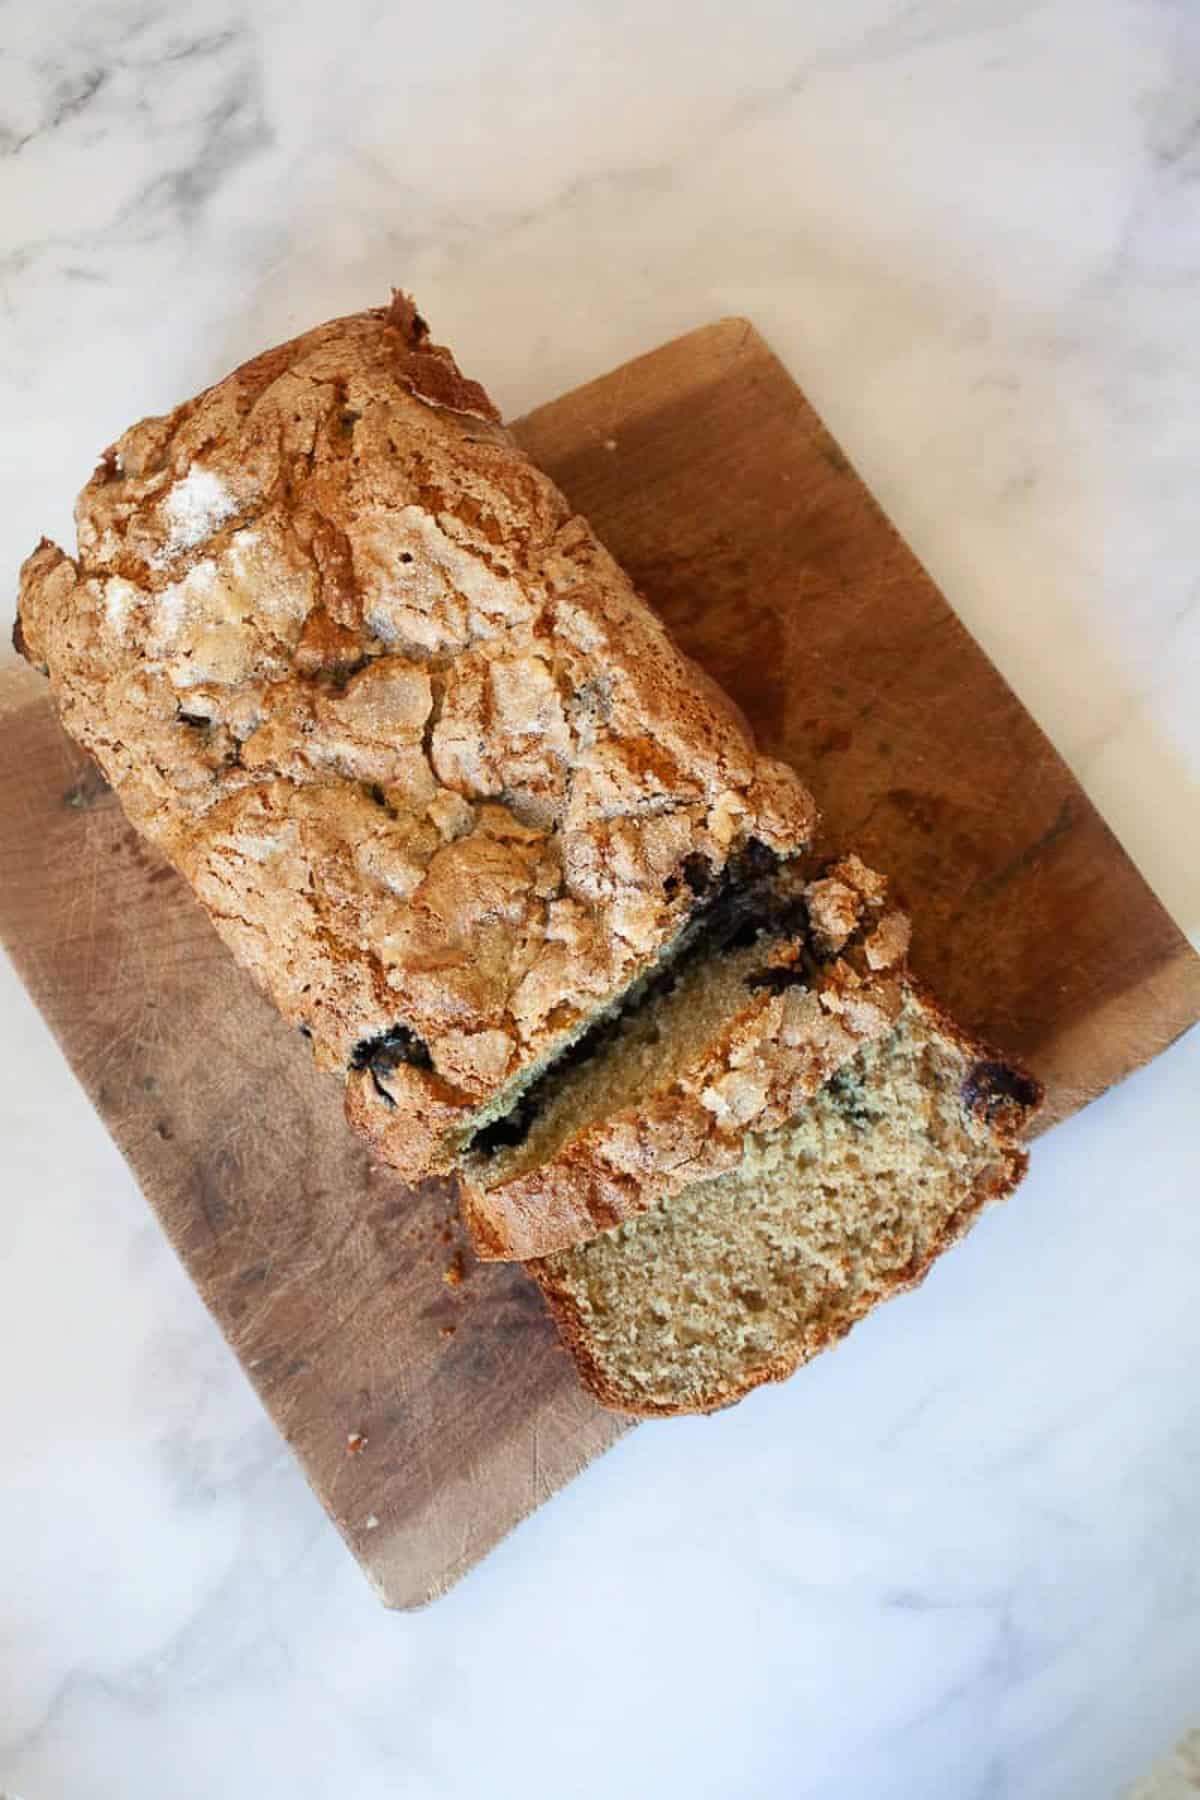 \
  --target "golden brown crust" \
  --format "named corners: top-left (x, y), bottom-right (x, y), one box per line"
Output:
top-left (533, 1144), bottom-right (1029, 1416)
top-left (16, 297), bottom-right (816, 1177)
